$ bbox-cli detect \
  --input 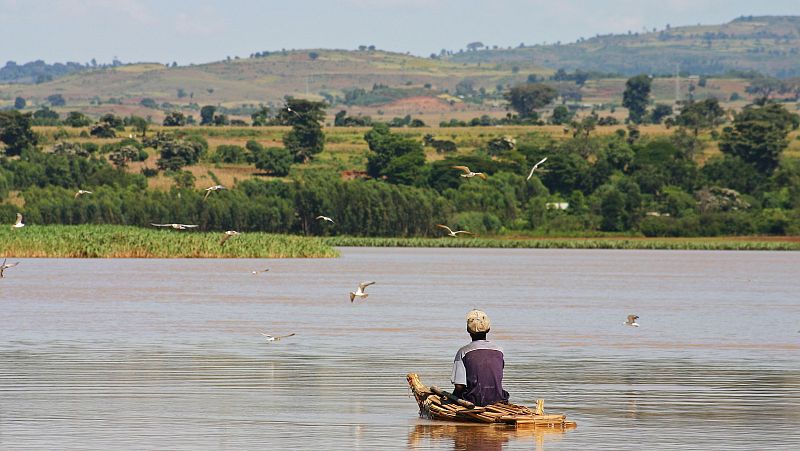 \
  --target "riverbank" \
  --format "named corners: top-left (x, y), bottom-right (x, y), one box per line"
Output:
top-left (2, 226), bottom-right (798, 257)
top-left (323, 235), bottom-right (800, 251)
top-left (0, 225), bottom-right (339, 258)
